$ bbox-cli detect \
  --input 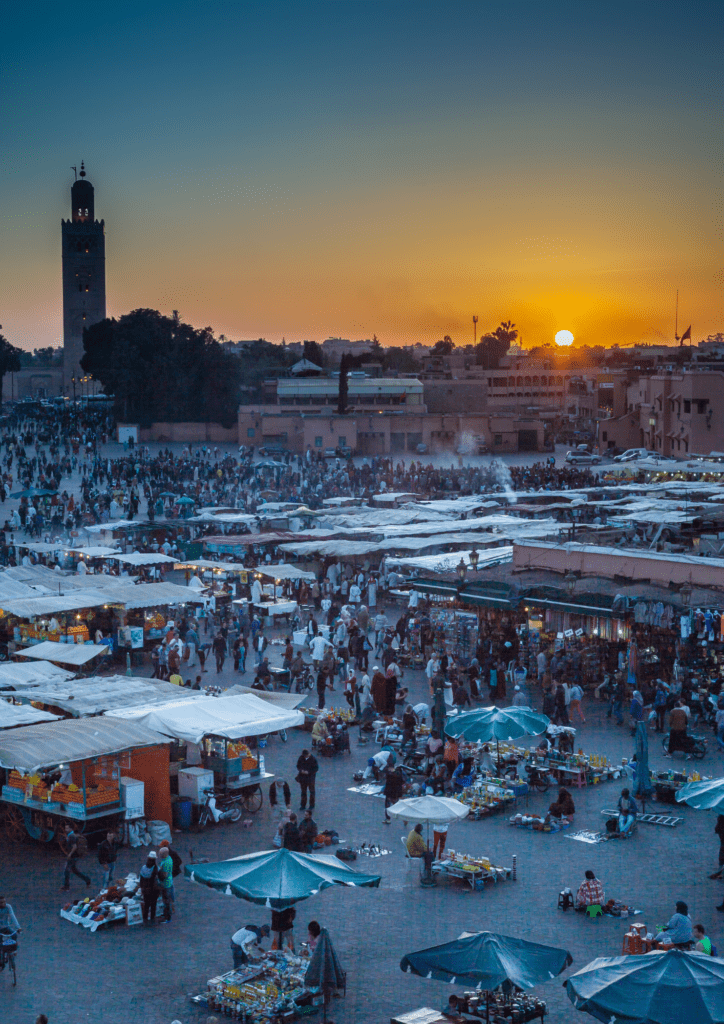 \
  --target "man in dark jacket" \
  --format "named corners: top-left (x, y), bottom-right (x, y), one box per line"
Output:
top-left (296, 749), bottom-right (319, 811)
top-left (282, 813), bottom-right (301, 851)
top-left (382, 765), bottom-right (405, 825)
top-left (298, 809), bottom-right (318, 853)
